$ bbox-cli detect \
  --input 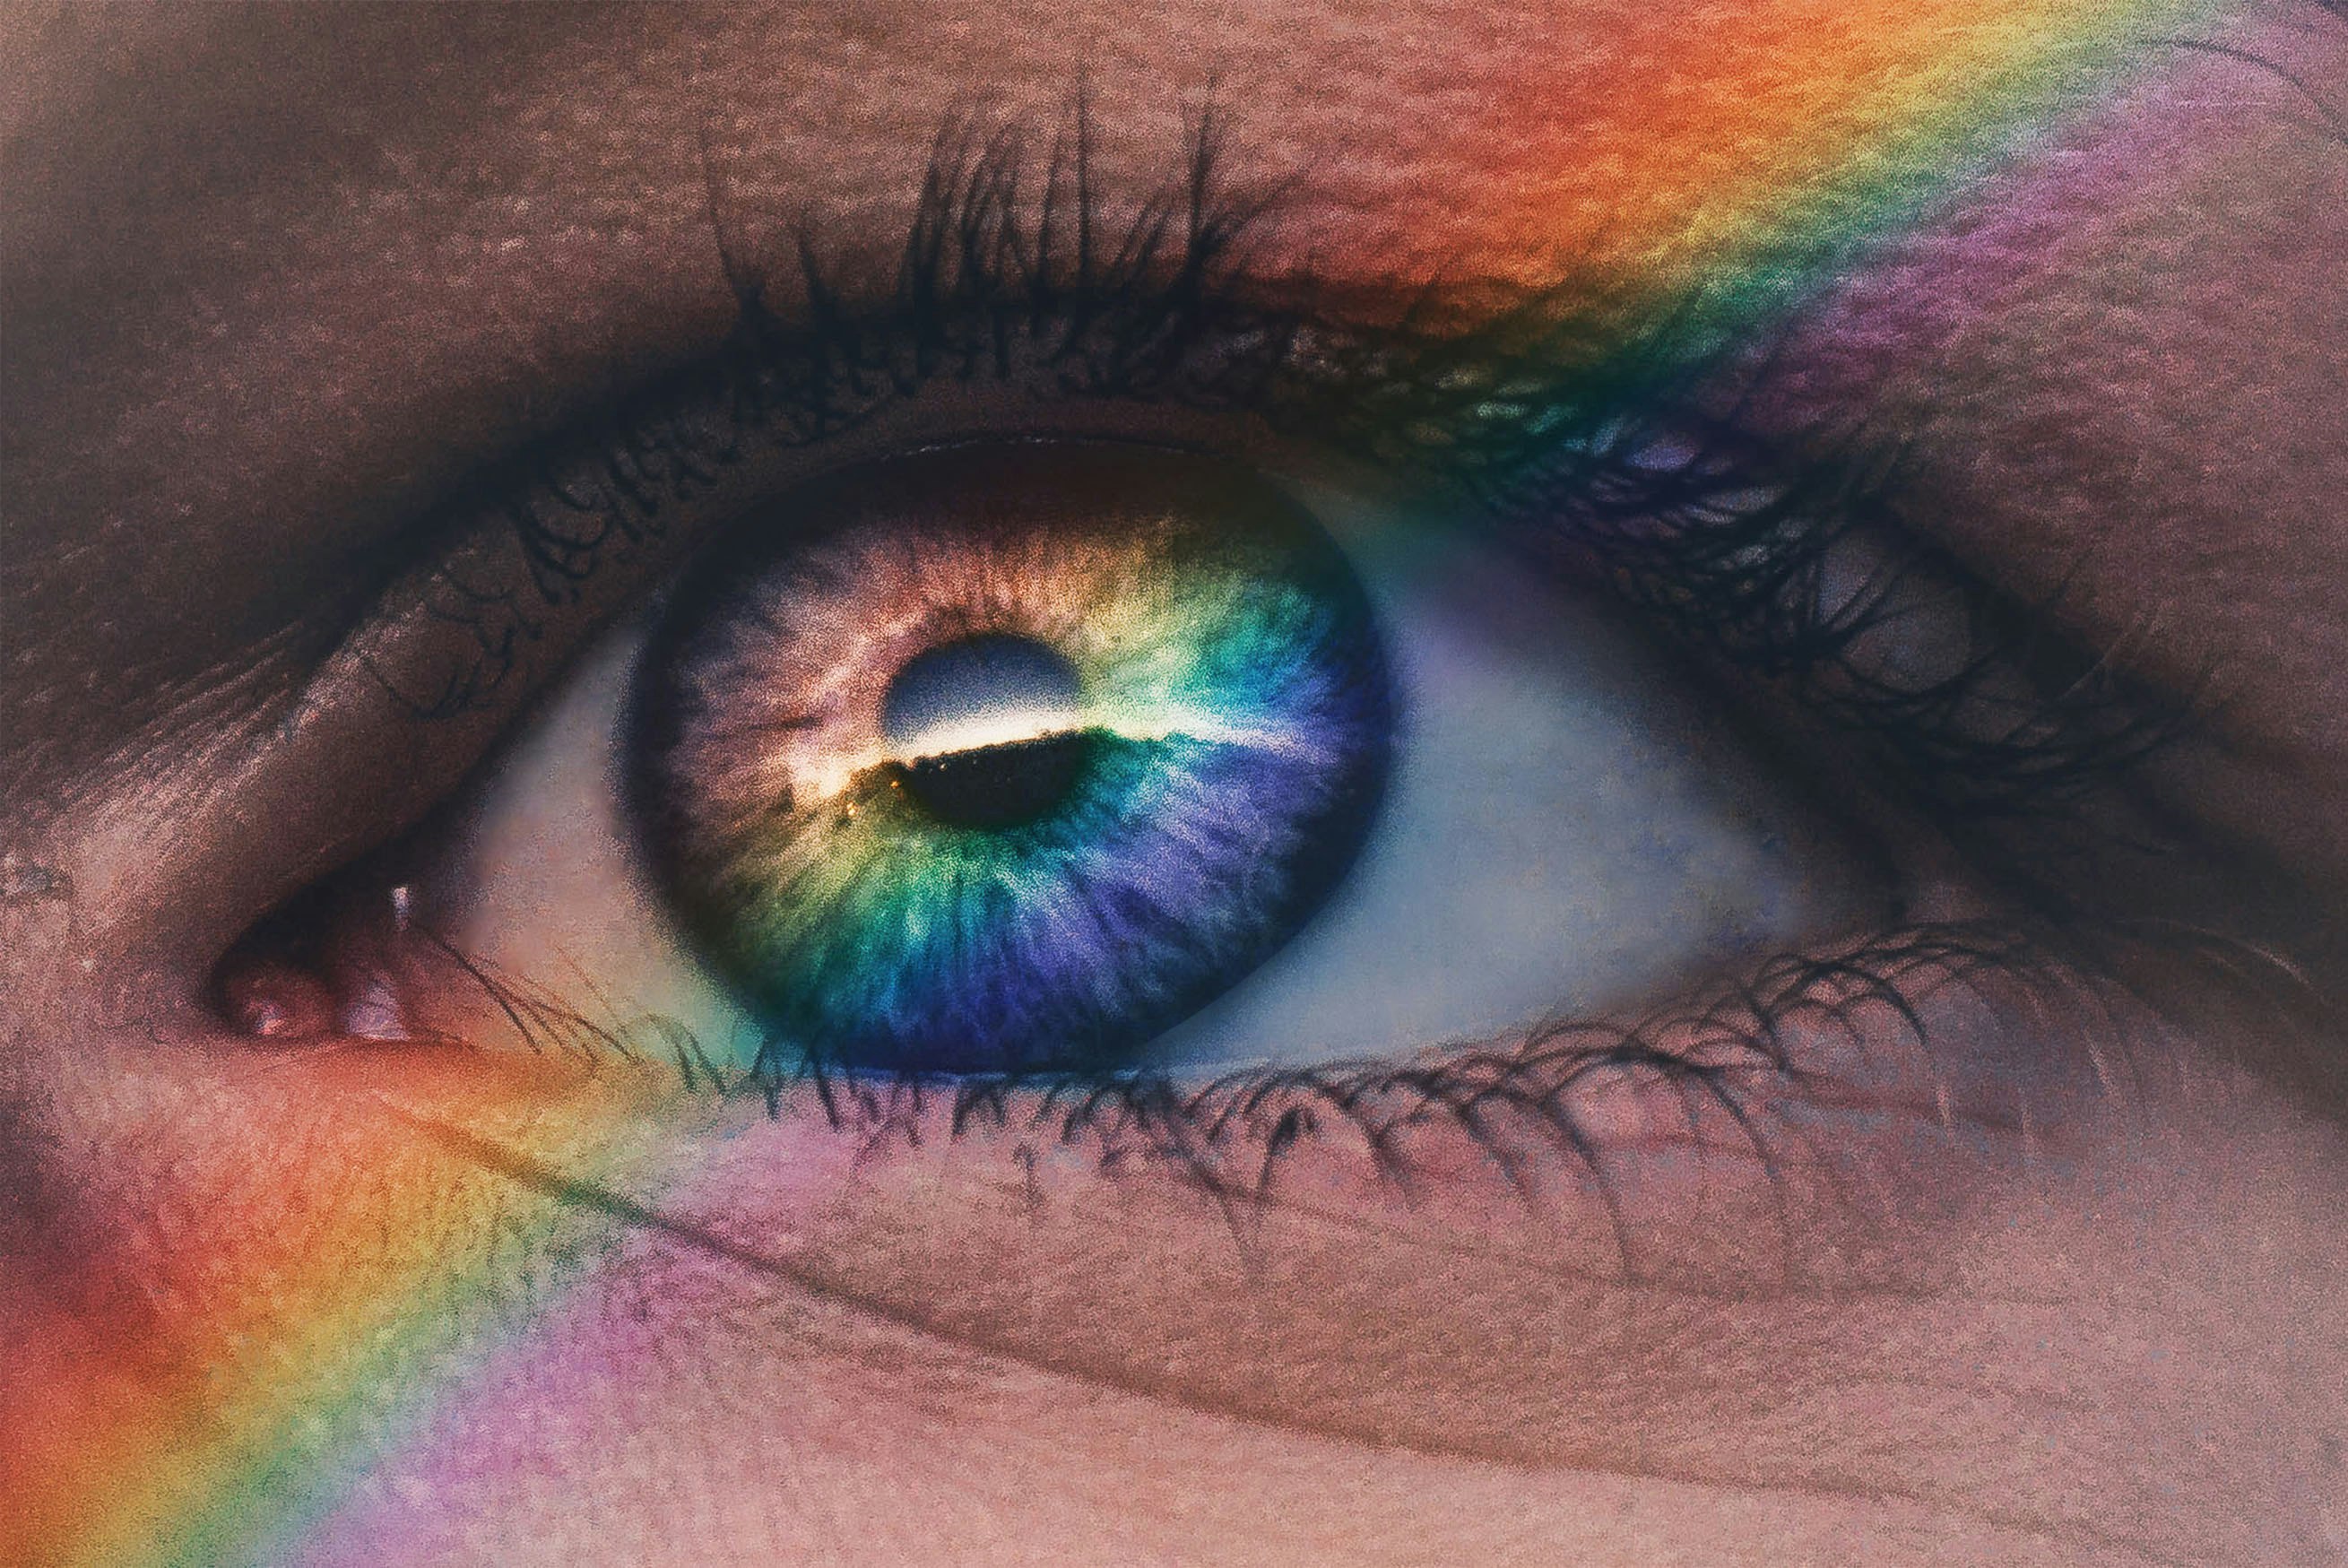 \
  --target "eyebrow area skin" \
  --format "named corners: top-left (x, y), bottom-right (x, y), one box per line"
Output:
top-left (3, 4), bottom-right (2347, 1566)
